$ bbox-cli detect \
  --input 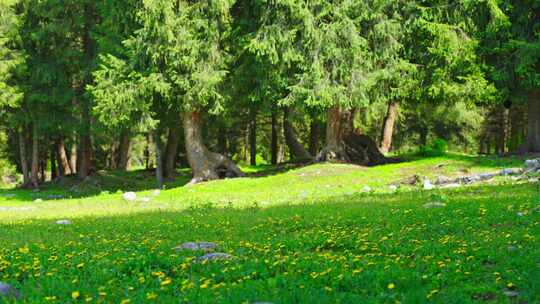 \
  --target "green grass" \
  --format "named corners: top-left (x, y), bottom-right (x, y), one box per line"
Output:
top-left (0, 154), bottom-right (539, 303)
